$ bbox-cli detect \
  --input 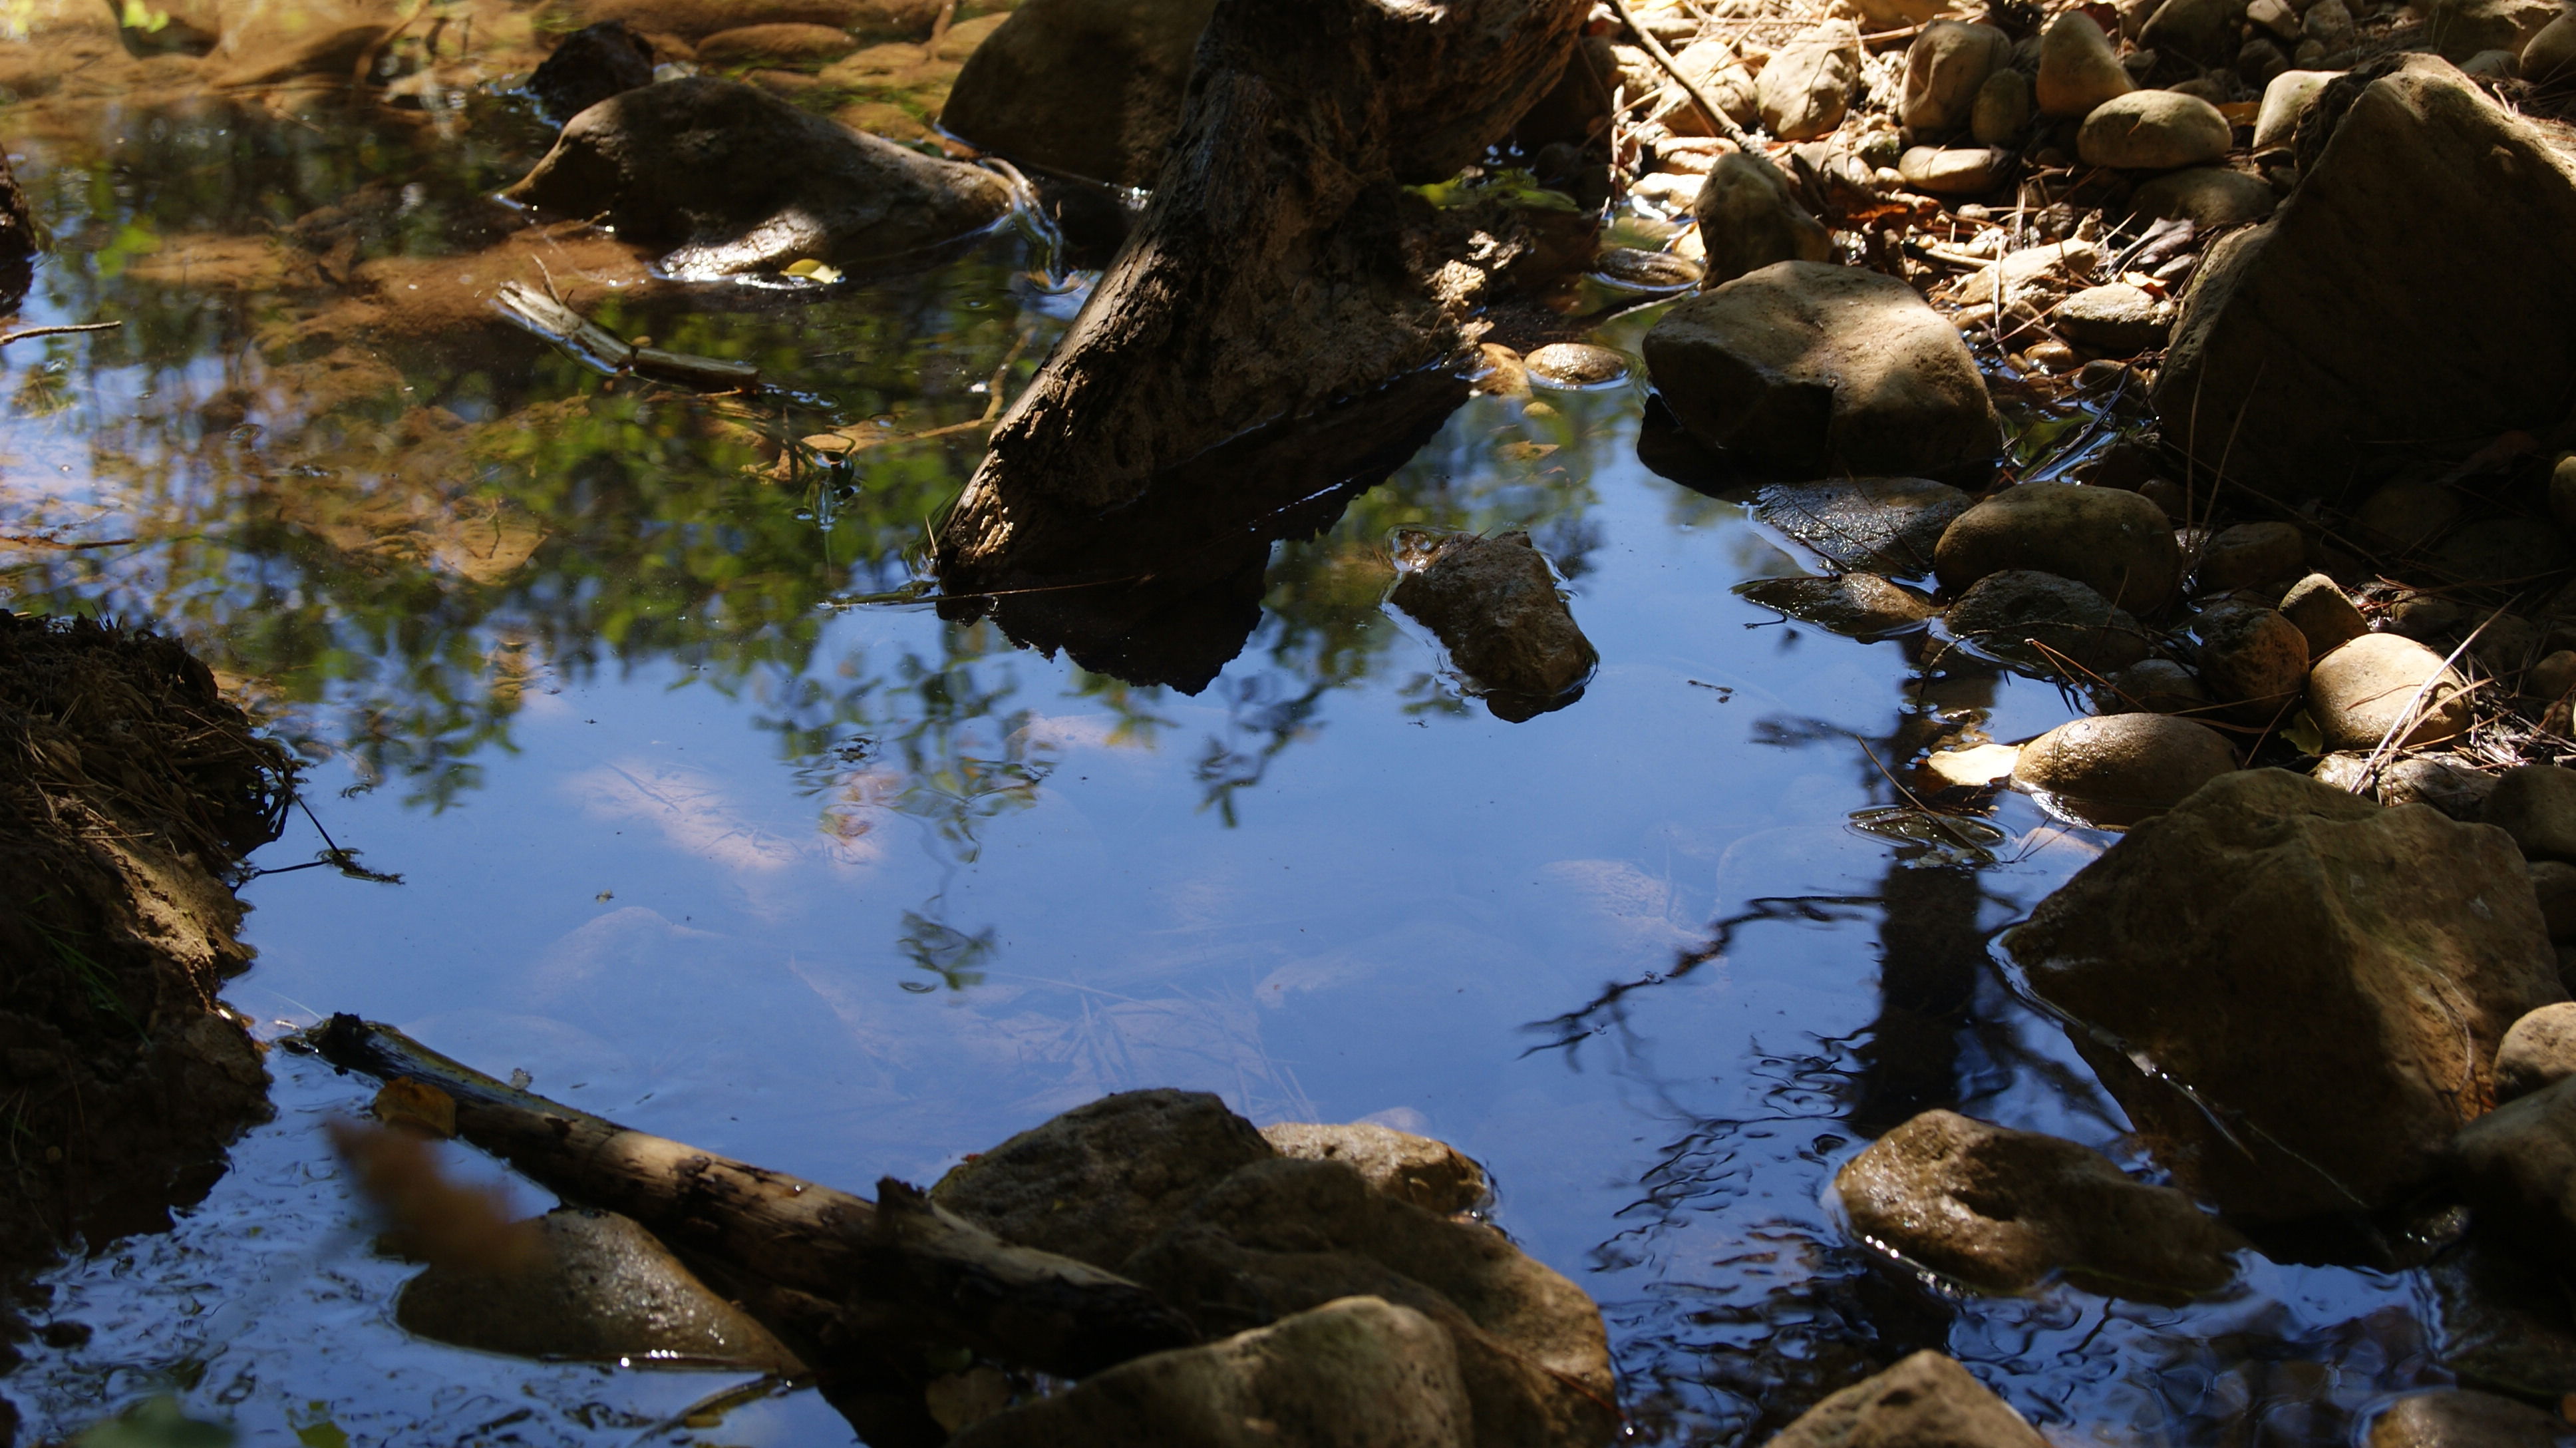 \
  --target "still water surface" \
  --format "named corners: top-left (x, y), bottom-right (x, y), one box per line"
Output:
top-left (0, 63), bottom-right (2441, 1447)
